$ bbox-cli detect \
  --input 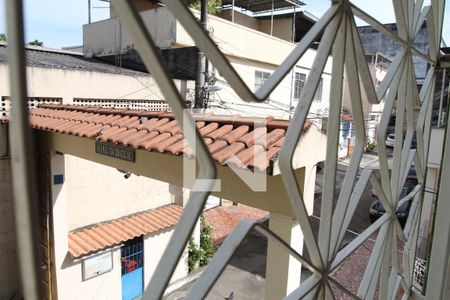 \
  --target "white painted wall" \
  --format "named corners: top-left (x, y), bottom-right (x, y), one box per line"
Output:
top-left (0, 64), bottom-right (166, 107)
top-left (64, 155), bottom-right (178, 231)
top-left (144, 229), bottom-right (188, 287)
top-left (82, 6), bottom-right (333, 121)
top-left (52, 153), bottom-right (188, 299)
top-left (52, 153), bottom-right (123, 300)
top-left (84, 6), bottom-right (177, 57)
top-left (208, 57), bottom-right (332, 120)
top-left (0, 158), bottom-right (19, 299)
top-left (428, 128), bottom-right (445, 168)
